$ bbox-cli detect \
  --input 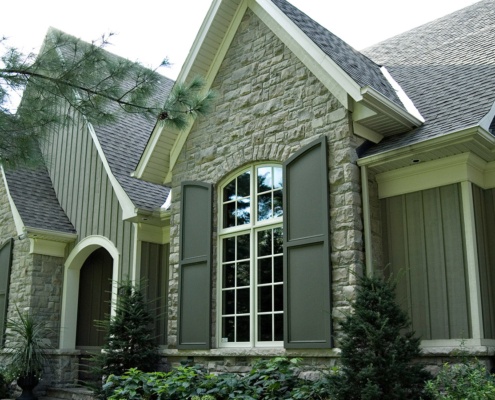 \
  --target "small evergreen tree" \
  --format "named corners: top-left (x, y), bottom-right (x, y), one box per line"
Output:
top-left (92, 280), bottom-right (159, 381)
top-left (331, 274), bottom-right (431, 400)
